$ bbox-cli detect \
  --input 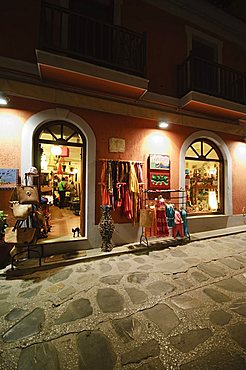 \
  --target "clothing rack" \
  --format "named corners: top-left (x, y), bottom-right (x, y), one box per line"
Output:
top-left (140, 188), bottom-right (190, 246)
top-left (99, 158), bottom-right (144, 164)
